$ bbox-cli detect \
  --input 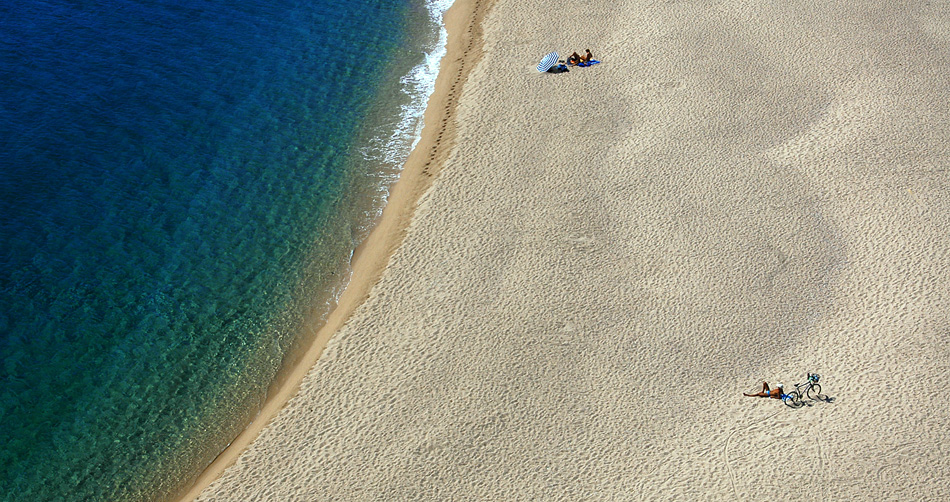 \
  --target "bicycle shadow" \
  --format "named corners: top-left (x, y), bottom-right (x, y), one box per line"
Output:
top-left (797, 395), bottom-right (835, 407)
